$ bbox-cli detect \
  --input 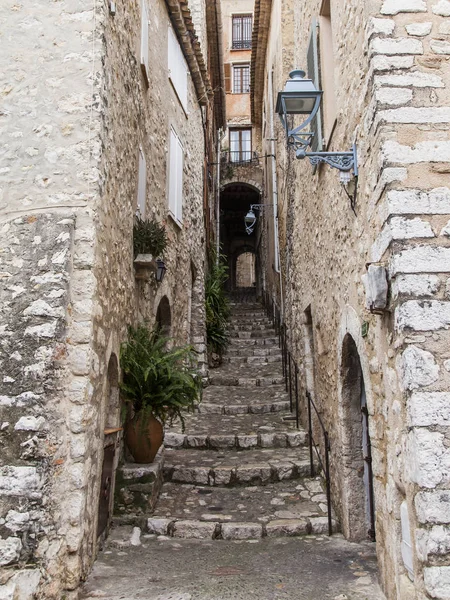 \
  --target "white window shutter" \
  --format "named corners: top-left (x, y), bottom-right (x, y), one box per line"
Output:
top-left (140, 0), bottom-right (149, 82)
top-left (168, 26), bottom-right (188, 112)
top-left (137, 148), bottom-right (146, 218)
top-left (168, 129), bottom-right (183, 224)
